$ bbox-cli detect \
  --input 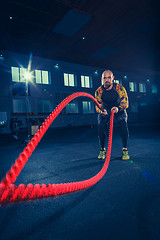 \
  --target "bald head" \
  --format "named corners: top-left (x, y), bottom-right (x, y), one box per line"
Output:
top-left (102, 70), bottom-right (114, 78)
top-left (101, 70), bottom-right (114, 90)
